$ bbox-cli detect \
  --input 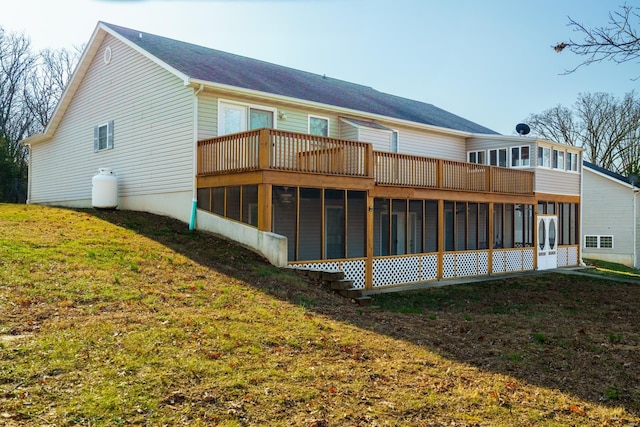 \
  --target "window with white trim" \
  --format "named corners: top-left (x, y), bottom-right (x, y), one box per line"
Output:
top-left (538, 146), bottom-right (551, 168)
top-left (584, 235), bottom-right (613, 249)
top-left (218, 100), bottom-right (276, 136)
top-left (488, 148), bottom-right (507, 167)
top-left (511, 145), bottom-right (530, 167)
top-left (553, 149), bottom-right (565, 170)
top-left (567, 152), bottom-right (579, 171)
top-left (468, 150), bottom-right (486, 164)
top-left (94, 121), bottom-right (114, 152)
top-left (391, 130), bottom-right (399, 152)
top-left (309, 115), bottom-right (329, 136)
